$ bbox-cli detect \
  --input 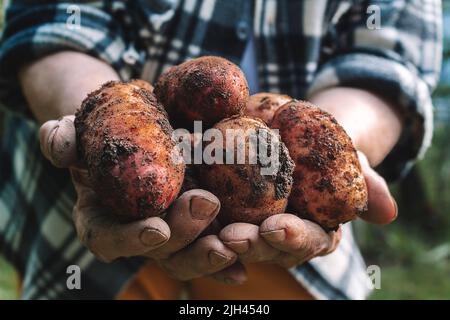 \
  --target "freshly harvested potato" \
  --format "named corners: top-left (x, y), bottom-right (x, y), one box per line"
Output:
top-left (154, 56), bottom-right (249, 128)
top-left (75, 80), bottom-right (185, 221)
top-left (130, 79), bottom-right (154, 92)
top-left (245, 92), bottom-right (292, 124)
top-left (199, 116), bottom-right (294, 225)
top-left (271, 100), bottom-right (368, 230)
